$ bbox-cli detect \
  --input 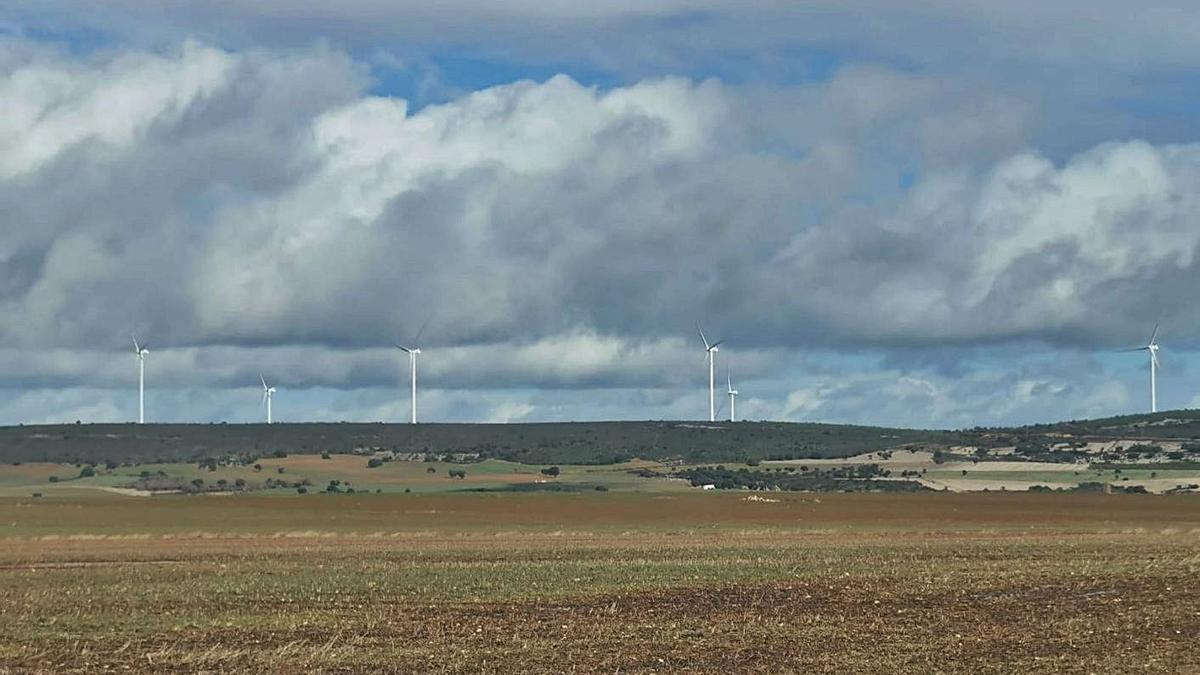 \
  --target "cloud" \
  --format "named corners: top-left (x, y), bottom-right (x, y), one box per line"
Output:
top-left (0, 41), bottom-right (1189, 357)
top-left (0, 36), bottom-right (1197, 425)
top-left (777, 140), bottom-right (1200, 348)
top-left (16, 1), bottom-right (1200, 76)
top-left (780, 363), bottom-right (1133, 429)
